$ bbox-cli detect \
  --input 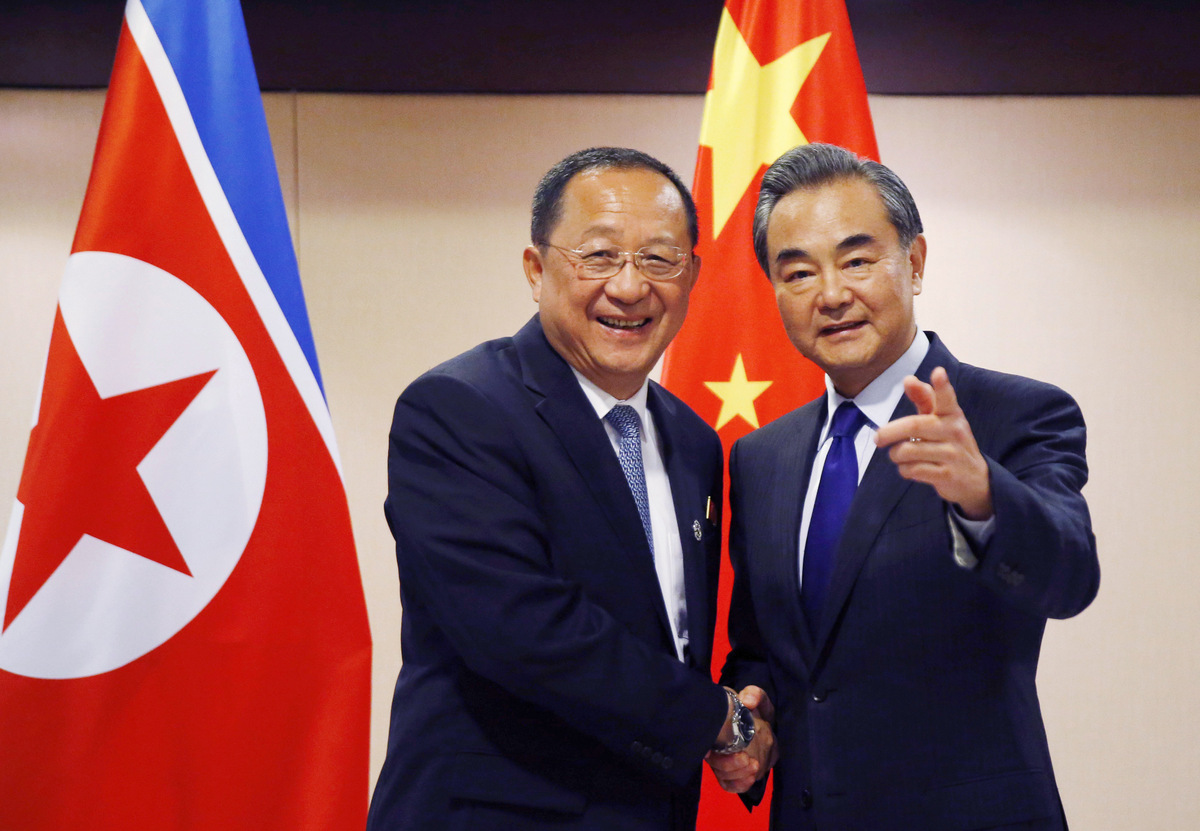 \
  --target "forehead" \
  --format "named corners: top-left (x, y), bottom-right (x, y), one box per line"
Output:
top-left (556, 167), bottom-right (688, 239)
top-left (766, 177), bottom-right (896, 255)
